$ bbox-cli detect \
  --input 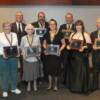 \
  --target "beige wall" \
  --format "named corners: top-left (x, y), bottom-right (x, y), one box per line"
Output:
top-left (0, 6), bottom-right (100, 33)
